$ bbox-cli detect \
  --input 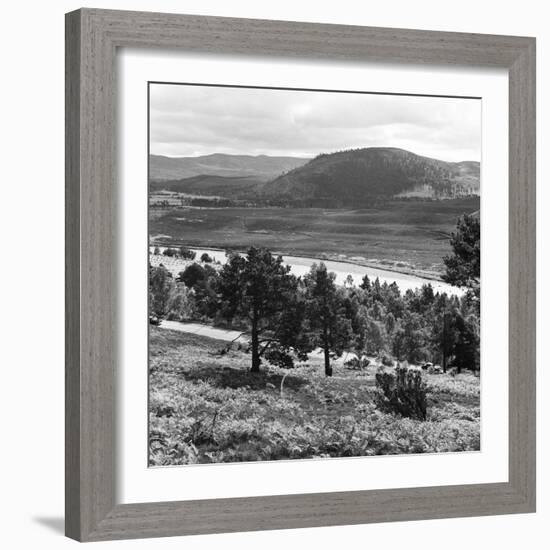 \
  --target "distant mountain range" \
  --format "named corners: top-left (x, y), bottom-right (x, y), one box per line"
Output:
top-left (150, 148), bottom-right (480, 204)
top-left (150, 153), bottom-right (309, 181)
